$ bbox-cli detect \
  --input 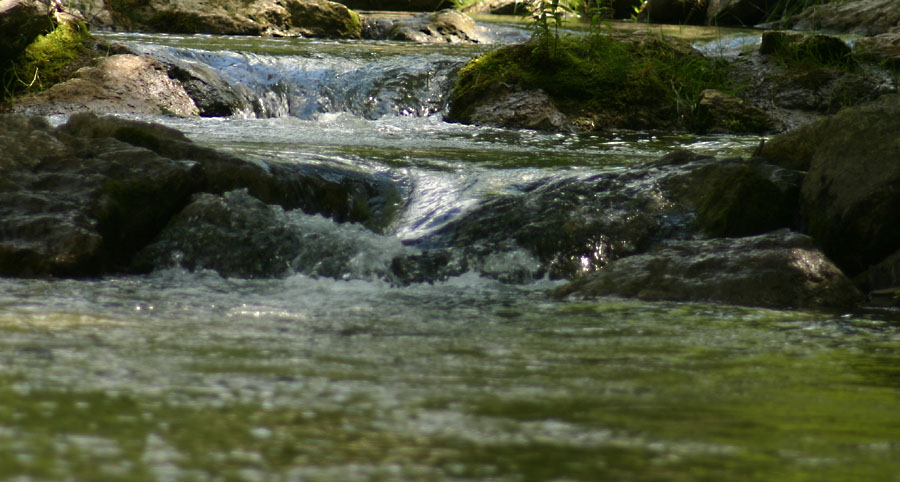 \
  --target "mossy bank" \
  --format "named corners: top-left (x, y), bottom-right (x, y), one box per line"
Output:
top-left (446, 32), bottom-right (764, 133)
